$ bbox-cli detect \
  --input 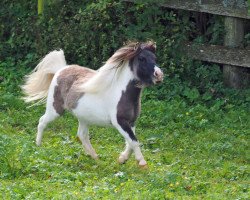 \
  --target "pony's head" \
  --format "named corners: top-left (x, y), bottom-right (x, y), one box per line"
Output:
top-left (107, 41), bottom-right (164, 86)
top-left (80, 41), bottom-right (163, 93)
